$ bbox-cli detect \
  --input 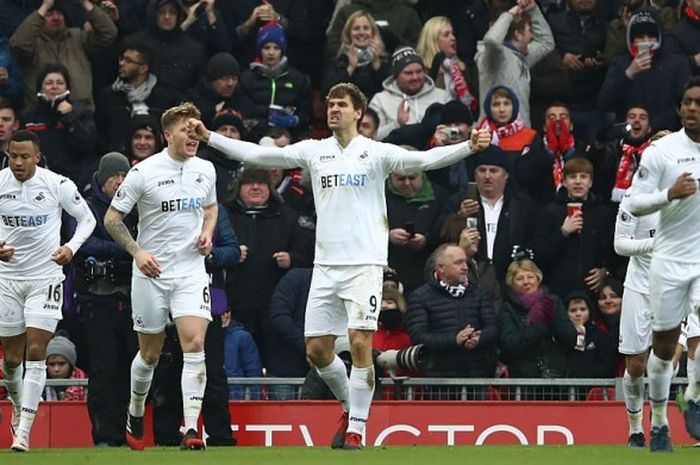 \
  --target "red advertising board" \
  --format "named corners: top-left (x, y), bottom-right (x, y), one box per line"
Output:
top-left (0, 401), bottom-right (696, 448)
